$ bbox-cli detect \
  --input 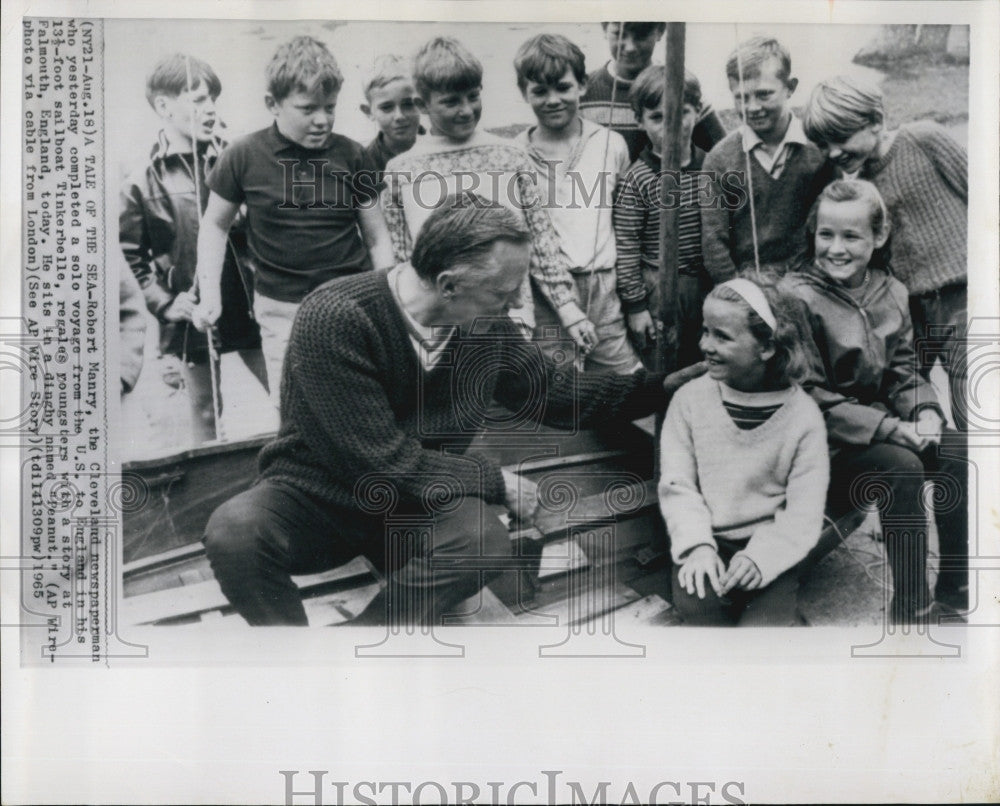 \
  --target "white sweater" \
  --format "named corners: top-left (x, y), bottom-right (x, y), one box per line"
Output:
top-left (658, 374), bottom-right (830, 586)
